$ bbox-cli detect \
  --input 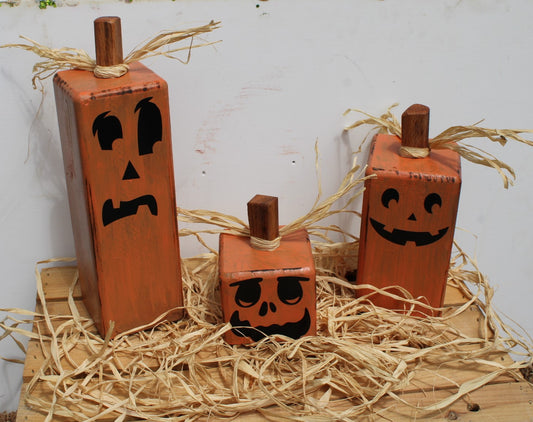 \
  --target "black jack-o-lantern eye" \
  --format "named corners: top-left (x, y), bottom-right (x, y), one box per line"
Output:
top-left (277, 276), bottom-right (308, 305)
top-left (381, 188), bottom-right (399, 208)
top-left (232, 278), bottom-right (262, 308)
top-left (424, 193), bottom-right (442, 214)
top-left (135, 97), bottom-right (162, 156)
top-left (92, 111), bottom-right (123, 150)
